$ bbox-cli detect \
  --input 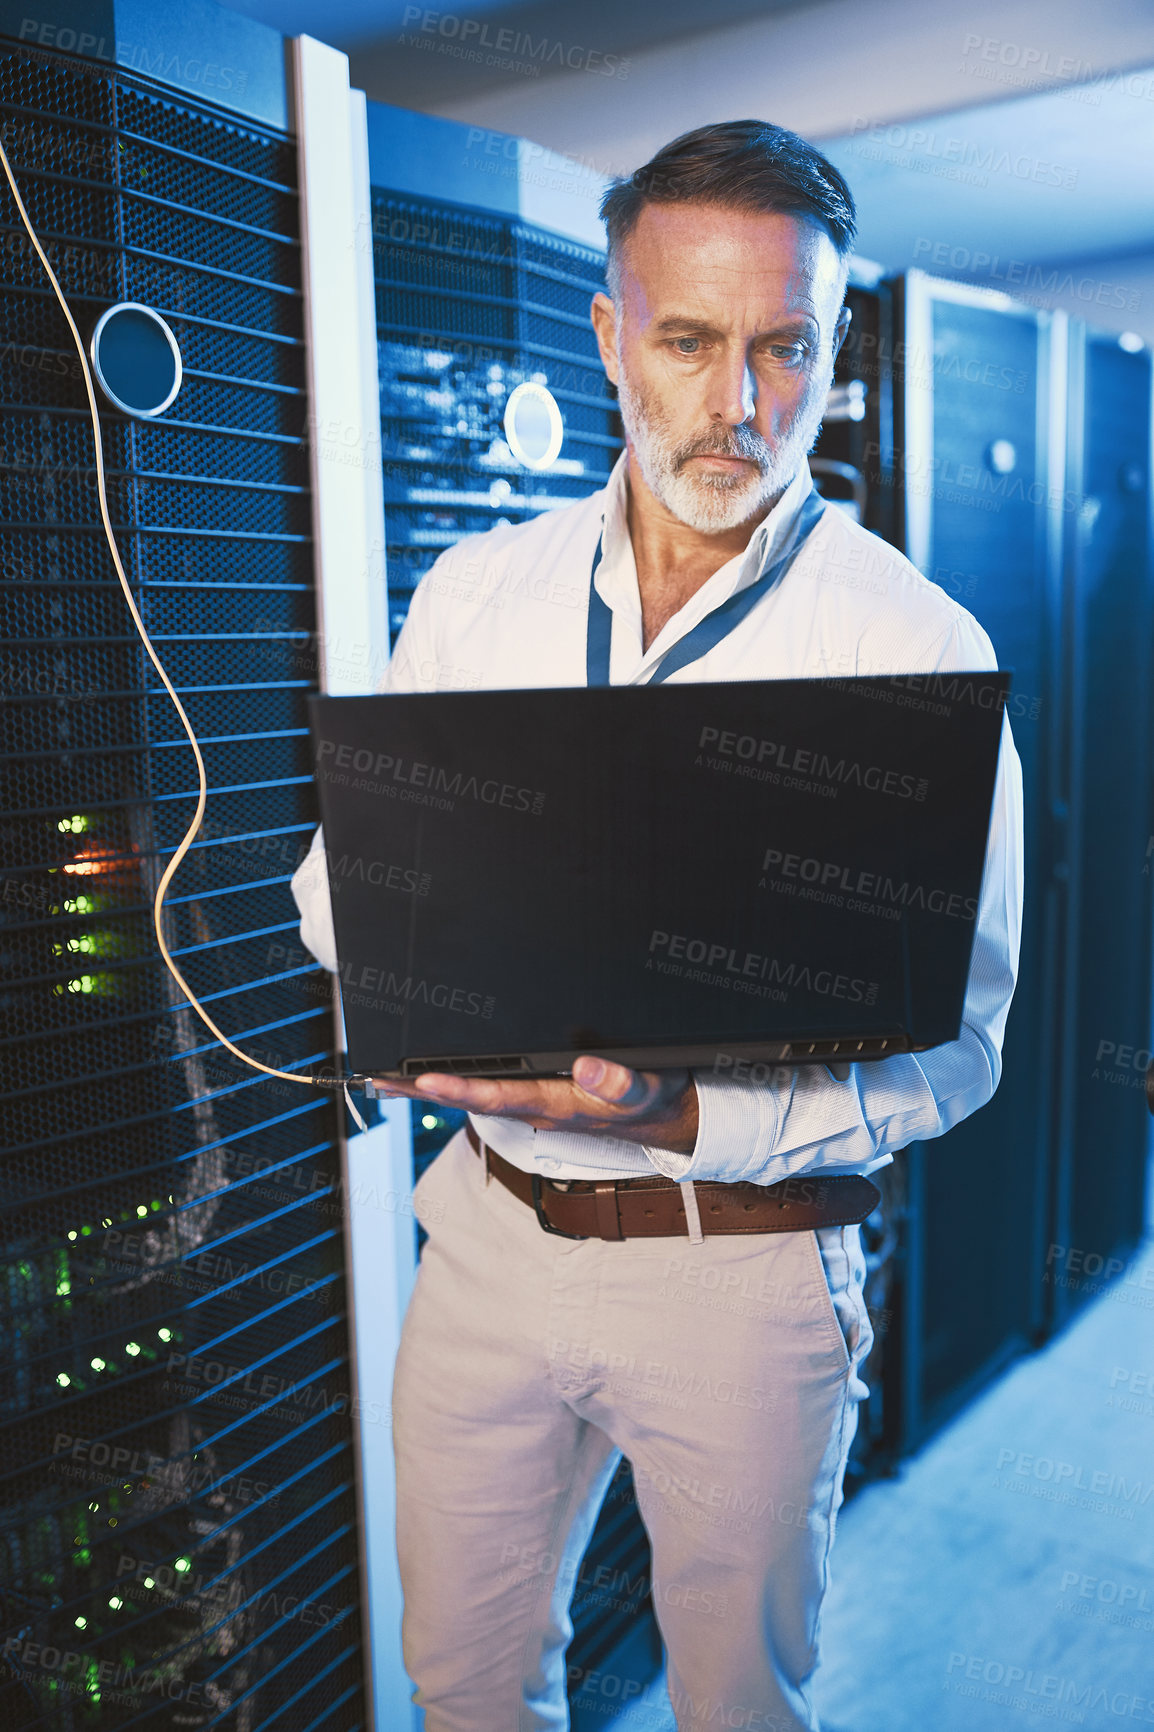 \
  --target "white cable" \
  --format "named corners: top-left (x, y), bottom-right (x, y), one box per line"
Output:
top-left (0, 132), bottom-right (344, 1093)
